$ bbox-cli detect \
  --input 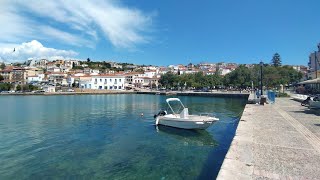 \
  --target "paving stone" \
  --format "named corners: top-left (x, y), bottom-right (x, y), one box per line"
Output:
top-left (217, 98), bottom-right (320, 180)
